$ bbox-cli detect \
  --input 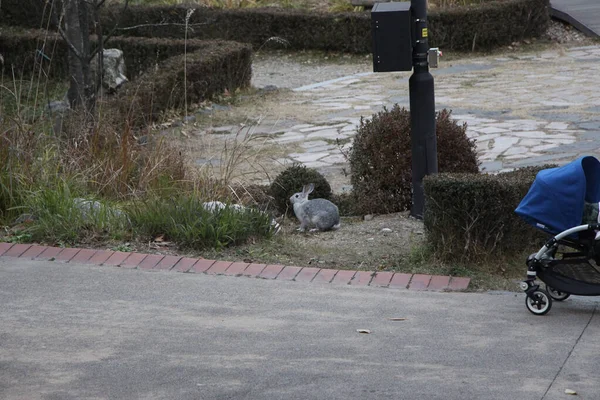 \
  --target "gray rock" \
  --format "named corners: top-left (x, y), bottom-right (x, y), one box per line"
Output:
top-left (381, 228), bottom-right (393, 233)
top-left (73, 198), bottom-right (128, 223)
top-left (212, 104), bottom-right (231, 111)
top-left (260, 85), bottom-right (278, 93)
top-left (47, 100), bottom-right (69, 114)
top-left (183, 115), bottom-right (196, 124)
top-left (196, 108), bottom-right (213, 116)
top-left (364, 214), bottom-right (374, 221)
top-left (14, 214), bottom-right (36, 225)
top-left (90, 49), bottom-right (128, 93)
